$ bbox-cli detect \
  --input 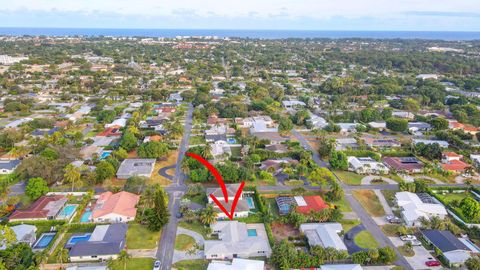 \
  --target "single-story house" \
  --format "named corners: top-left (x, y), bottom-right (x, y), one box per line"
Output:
top-left (368, 121), bottom-right (386, 130)
top-left (441, 152), bottom-right (470, 173)
top-left (69, 223), bottom-right (128, 262)
top-left (251, 131), bottom-right (288, 144)
top-left (206, 184), bottom-right (249, 219)
top-left (9, 195), bottom-right (67, 221)
top-left (308, 114), bottom-right (328, 129)
top-left (265, 144), bottom-right (289, 153)
top-left (299, 223), bottom-right (347, 251)
top-left (413, 139), bottom-right (449, 148)
top-left (105, 118), bottom-right (127, 128)
top-left (211, 140), bottom-right (232, 161)
top-left (320, 264), bottom-right (363, 270)
top-left (395, 192), bottom-right (447, 227)
top-left (363, 137), bottom-right (401, 149)
top-left (294, 196), bottom-right (328, 215)
top-left (0, 224), bottom-right (37, 249)
top-left (471, 154), bottom-right (480, 168)
top-left (116, 159), bottom-right (156, 179)
top-left (0, 159), bottom-right (21, 174)
top-left (91, 191), bottom-right (140, 223)
top-left (392, 111), bottom-right (415, 119)
top-left (335, 138), bottom-right (359, 151)
top-left (282, 100), bottom-right (306, 109)
top-left (205, 221), bottom-right (272, 260)
top-left (337, 123), bottom-right (357, 133)
top-left (421, 230), bottom-right (471, 267)
top-left (259, 158), bottom-right (298, 174)
top-left (408, 122), bottom-right (432, 132)
top-left (383, 157), bottom-right (424, 174)
top-left (347, 156), bottom-right (389, 174)
top-left (207, 258), bottom-right (264, 270)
